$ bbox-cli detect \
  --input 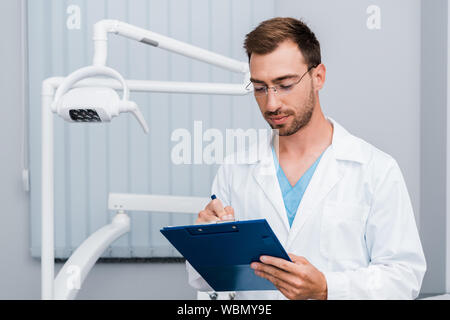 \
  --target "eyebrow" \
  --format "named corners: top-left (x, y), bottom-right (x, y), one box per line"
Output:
top-left (250, 74), bottom-right (299, 84)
